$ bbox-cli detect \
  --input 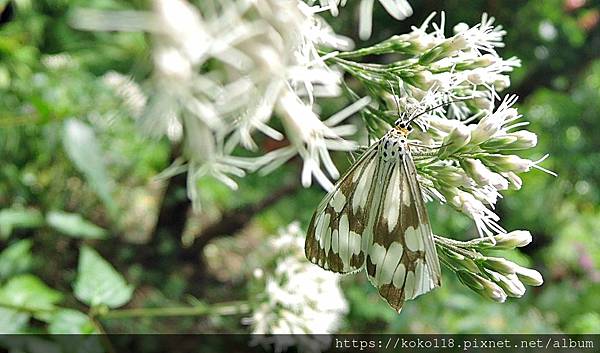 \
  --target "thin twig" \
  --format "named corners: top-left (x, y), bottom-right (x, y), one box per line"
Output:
top-left (101, 301), bottom-right (250, 319)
